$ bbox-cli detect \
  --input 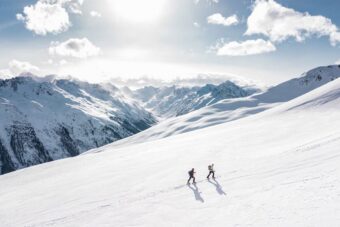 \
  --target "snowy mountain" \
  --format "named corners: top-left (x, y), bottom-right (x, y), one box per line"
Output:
top-left (113, 65), bottom-right (340, 146)
top-left (131, 81), bottom-right (257, 117)
top-left (0, 76), bottom-right (156, 174)
top-left (1, 69), bottom-right (340, 226)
